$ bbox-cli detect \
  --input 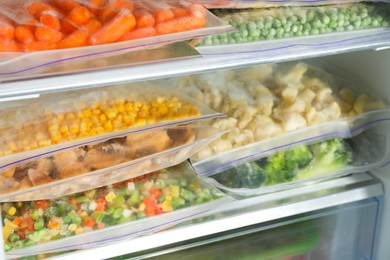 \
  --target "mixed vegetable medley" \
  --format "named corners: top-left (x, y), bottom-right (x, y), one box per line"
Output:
top-left (213, 138), bottom-right (352, 189)
top-left (198, 3), bottom-right (390, 46)
top-left (1, 161), bottom-right (223, 251)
